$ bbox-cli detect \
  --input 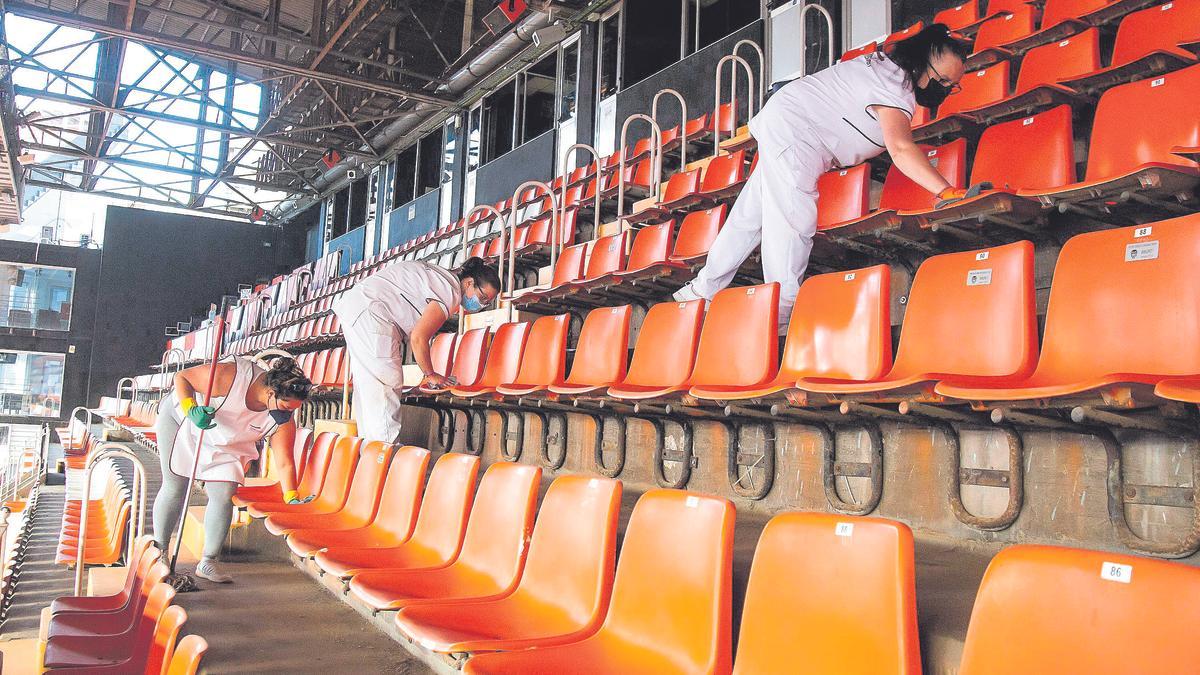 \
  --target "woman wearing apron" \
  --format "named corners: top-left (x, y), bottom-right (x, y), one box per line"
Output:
top-left (675, 24), bottom-right (983, 329)
top-left (333, 256), bottom-right (500, 445)
top-left (152, 355), bottom-right (312, 583)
